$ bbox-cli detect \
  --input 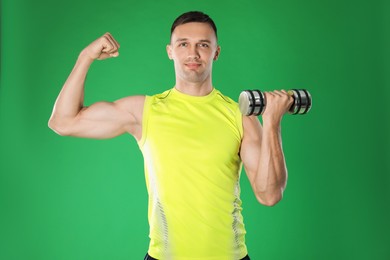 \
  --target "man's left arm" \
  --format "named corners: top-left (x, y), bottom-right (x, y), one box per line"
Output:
top-left (240, 90), bottom-right (293, 206)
